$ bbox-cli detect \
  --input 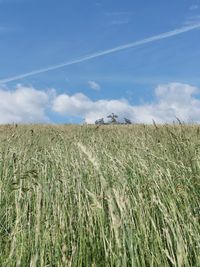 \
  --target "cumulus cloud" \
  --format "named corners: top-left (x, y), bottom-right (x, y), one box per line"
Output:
top-left (88, 81), bottom-right (101, 91)
top-left (1, 82), bottom-right (200, 124)
top-left (0, 84), bottom-right (51, 123)
top-left (151, 83), bottom-right (200, 123)
top-left (53, 83), bottom-right (200, 124)
top-left (53, 93), bottom-right (133, 123)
